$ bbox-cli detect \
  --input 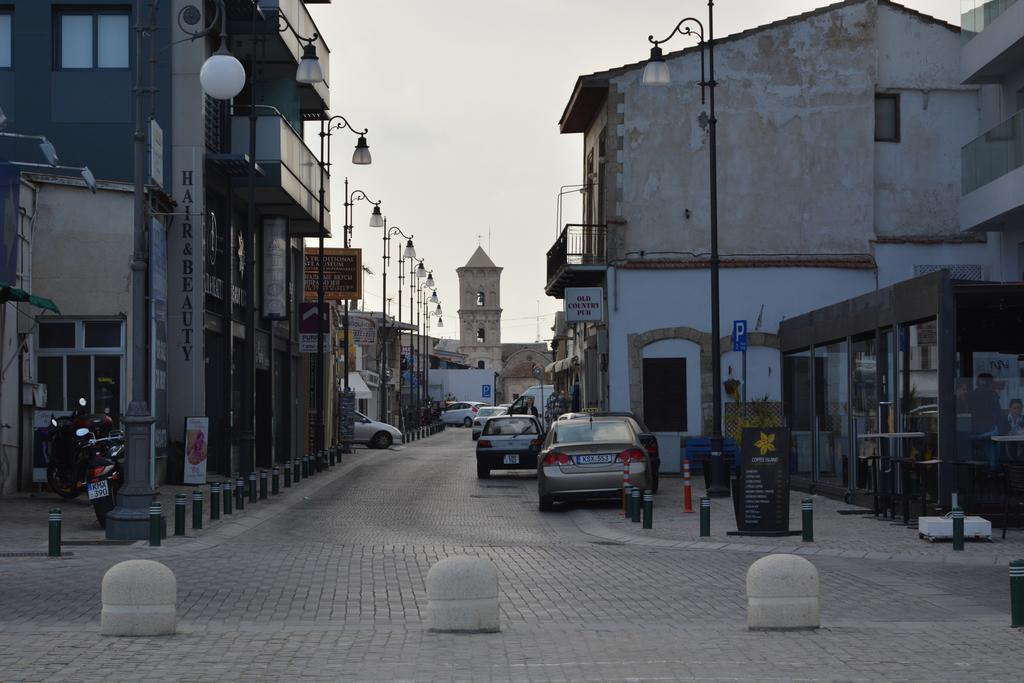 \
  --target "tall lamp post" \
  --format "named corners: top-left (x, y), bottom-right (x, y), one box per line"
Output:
top-left (316, 117), bottom-right (371, 455)
top-left (410, 257), bottom-right (426, 427)
top-left (421, 272), bottom-right (436, 410)
top-left (642, 1), bottom-right (727, 497)
top-left (383, 227), bottom-right (413, 426)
